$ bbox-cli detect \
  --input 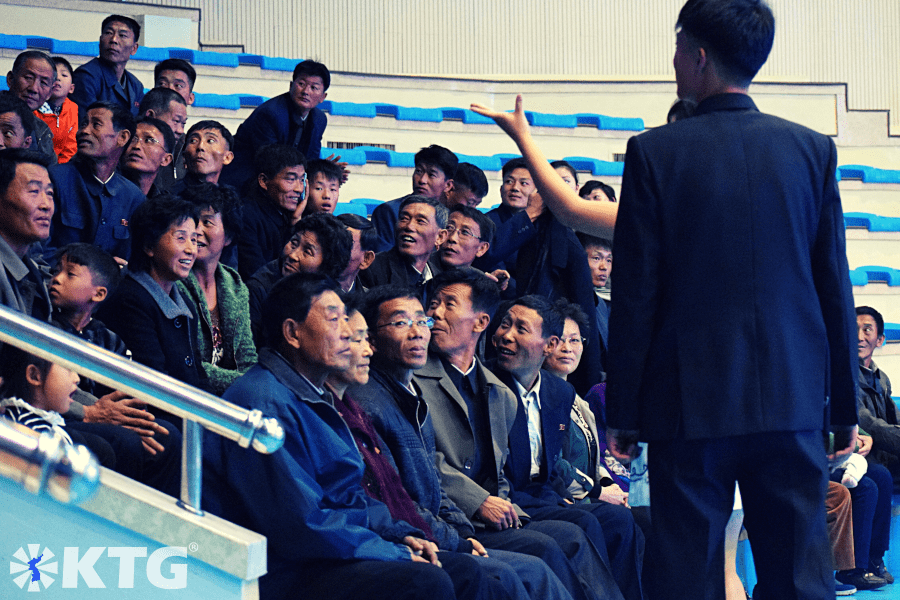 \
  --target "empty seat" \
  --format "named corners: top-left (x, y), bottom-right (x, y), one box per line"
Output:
top-left (169, 48), bottom-right (240, 68)
top-left (192, 92), bottom-right (241, 110)
top-left (0, 33), bottom-right (28, 50)
top-left (376, 104), bottom-right (443, 123)
top-left (844, 212), bottom-right (900, 232)
top-left (526, 111), bottom-right (578, 128)
top-left (440, 108), bottom-right (495, 125)
top-left (333, 203), bottom-right (368, 217)
top-left (850, 266), bottom-right (900, 286)
top-left (454, 153), bottom-right (503, 172)
top-left (838, 165), bottom-right (900, 184)
top-left (327, 101), bottom-right (378, 118)
top-left (322, 147), bottom-right (367, 166)
top-left (563, 157), bottom-right (624, 177)
top-left (239, 95), bottom-right (268, 108)
top-left (133, 46), bottom-right (171, 62)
